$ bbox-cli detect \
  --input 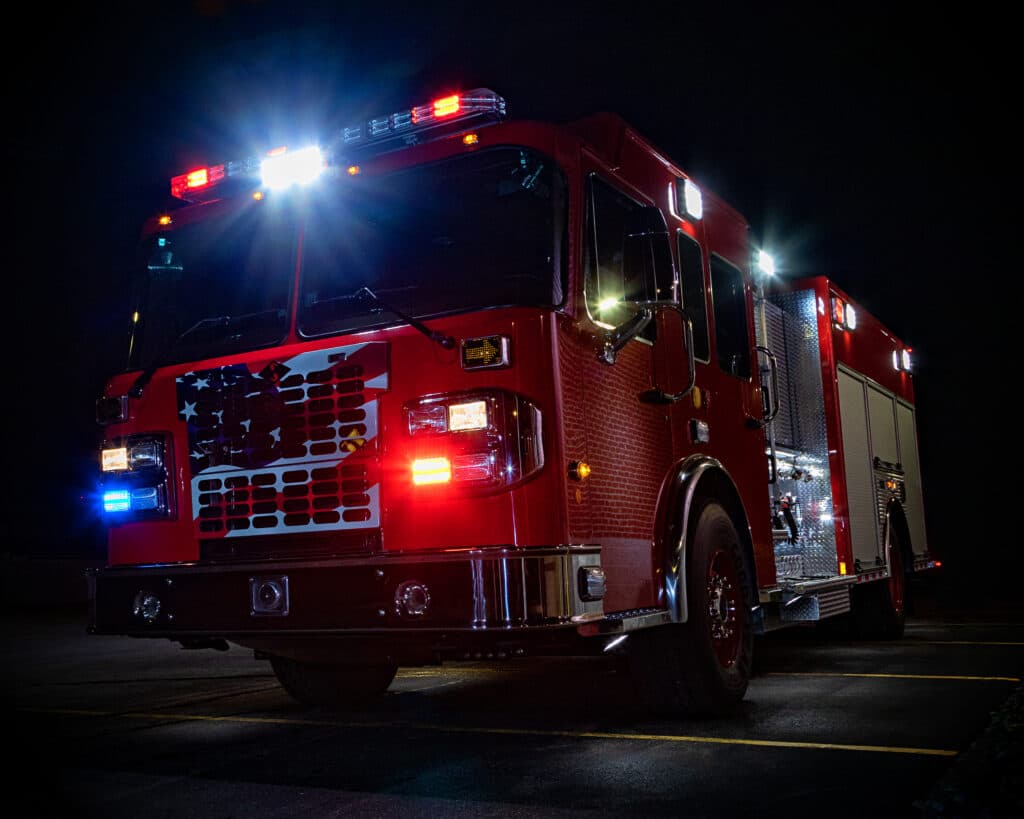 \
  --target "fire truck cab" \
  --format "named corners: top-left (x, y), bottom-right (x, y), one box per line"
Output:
top-left (90, 89), bottom-right (934, 715)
